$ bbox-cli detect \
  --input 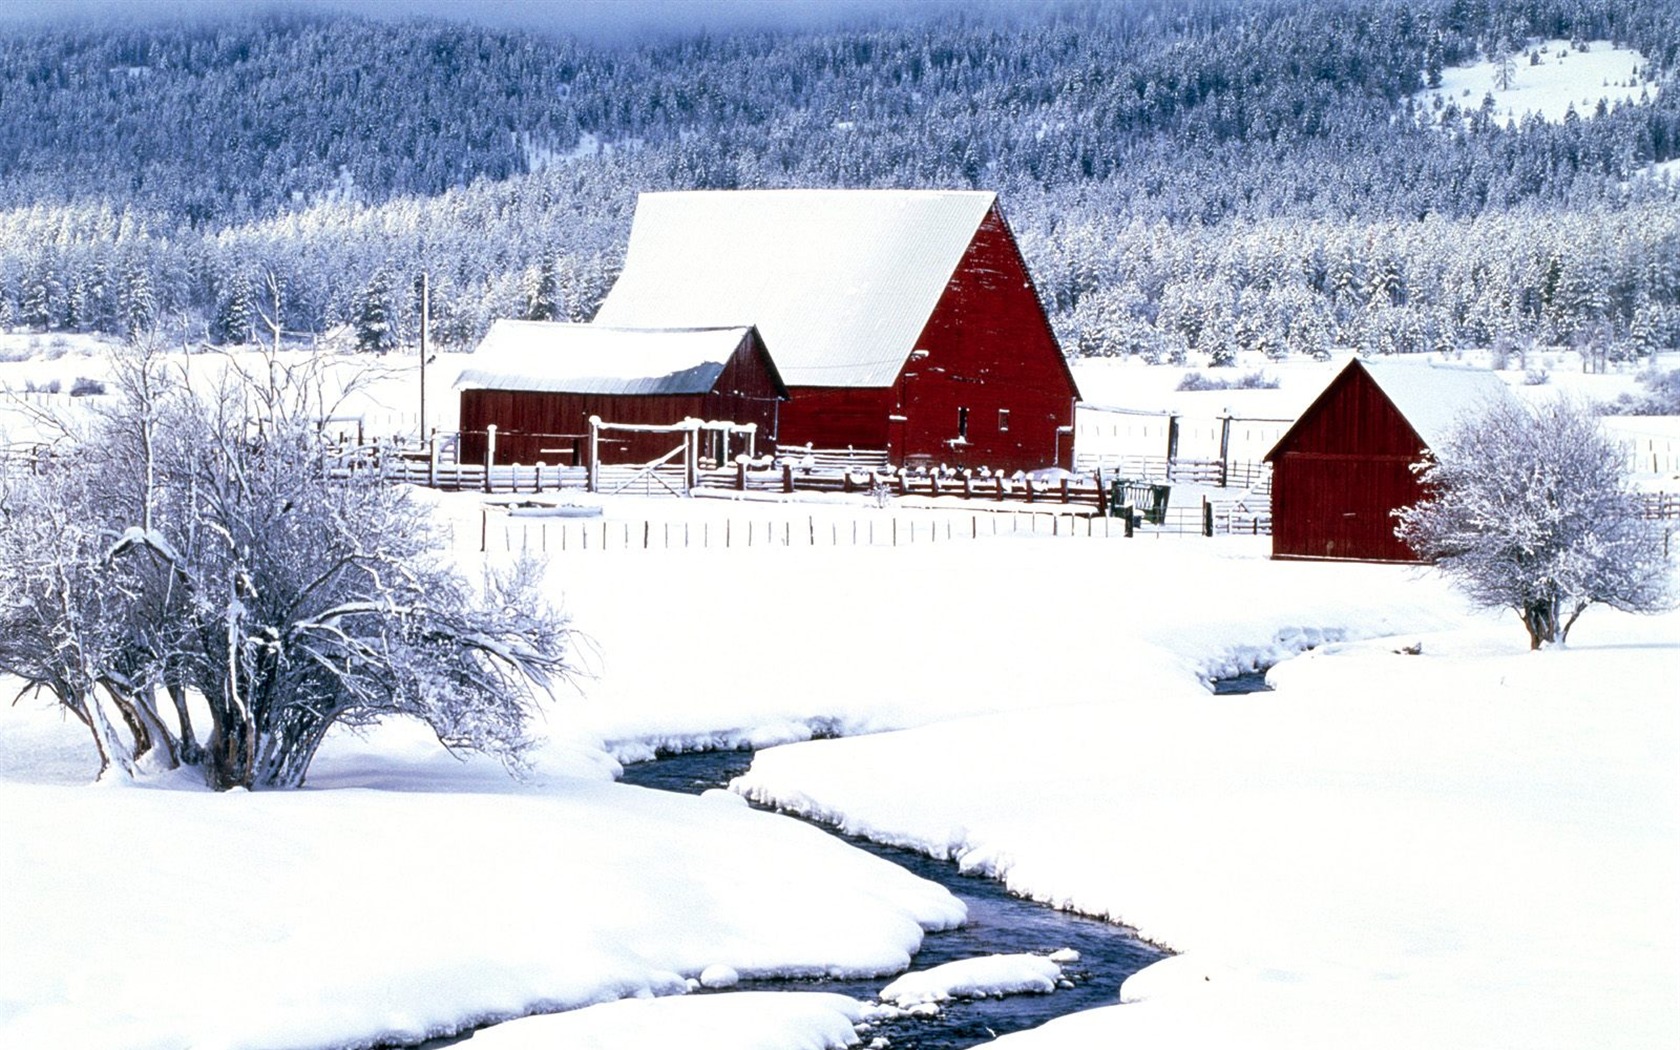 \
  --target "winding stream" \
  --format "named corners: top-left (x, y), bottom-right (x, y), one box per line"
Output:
top-left (619, 749), bottom-right (1167, 1049)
